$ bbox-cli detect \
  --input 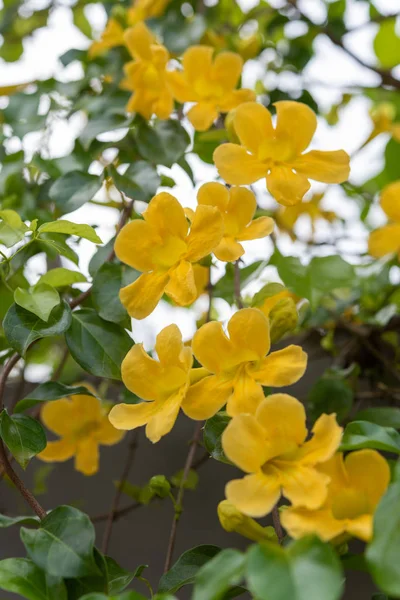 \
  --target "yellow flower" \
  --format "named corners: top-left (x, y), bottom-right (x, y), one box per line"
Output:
top-left (89, 18), bottom-right (125, 58)
top-left (121, 23), bottom-right (173, 119)
top-left (368, 181), bottom-right (400, 259)
top-left (364, 103), bottom-right (400, 146)
top-left (128, 0), bottom-right (170, 24)
top-left (181, 308), bottom-right (307, 419)
top-left (222, 393), bottom-right (342, 517)
top-left (213, 101), bottom-right (350, 206)
top-left (115, 192), bottom-right (224, 319)
top-left (275, 192), bottom-right (337, 240)
top-left (109, 324), bottom-right (193, 443)
top-left (218, 500), bottom-right (278, 543)
top-left (255, 285), bottom-right (298, 318)
top-left (38, 388), bottom-right (124, 476)
top-left (197, 183), bottom-right (274, 261)
top-left (281, 450), bottom-right (390, 542)
top-left (167, 45), bottom-right (256, 131)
